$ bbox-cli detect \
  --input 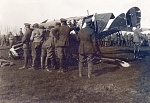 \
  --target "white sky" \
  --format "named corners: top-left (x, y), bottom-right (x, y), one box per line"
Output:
top-left (0, 0), bottom-right (150, 34)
